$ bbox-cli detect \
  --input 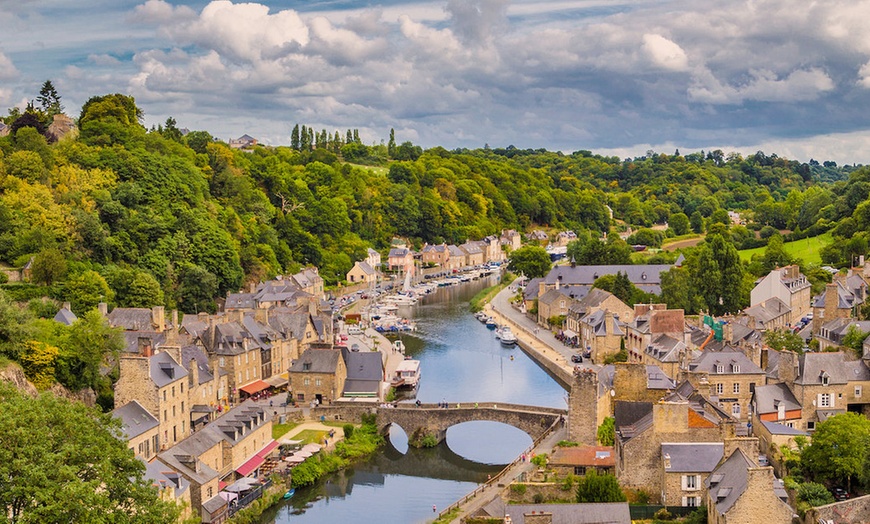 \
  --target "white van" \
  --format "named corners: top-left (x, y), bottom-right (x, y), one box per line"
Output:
top-left (347, 325), bottom-right (363, 336)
